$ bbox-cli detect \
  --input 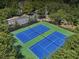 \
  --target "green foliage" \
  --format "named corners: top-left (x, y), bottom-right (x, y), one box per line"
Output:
top-left (0, 8), bottom-right (18, 18)
top-left (49, 9), bottom-right (67, 20)
top-left (0, 1), bottom-right (19, 59)
top-left (23, 1), bottom-right (33, 14)
top-left (0, 32), bottom-right (16, 59)
top-left (0, 0), bottom-right (18, 8)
